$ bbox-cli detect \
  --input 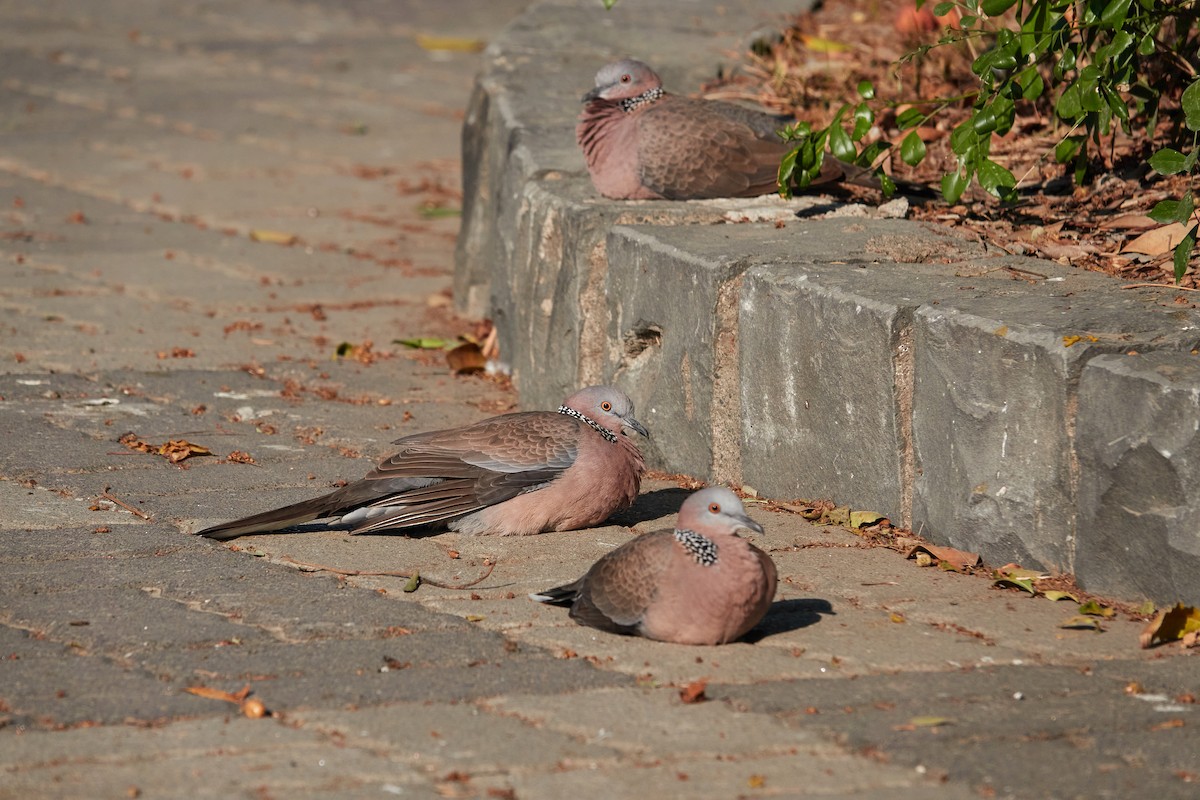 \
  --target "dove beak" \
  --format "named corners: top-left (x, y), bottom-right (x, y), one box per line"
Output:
top-left (734, 515), bottom-right (765, 535)
top-left (582, 85), bottom-right (606, 103)
top-left (622, 414), bottom-right (649, 439)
